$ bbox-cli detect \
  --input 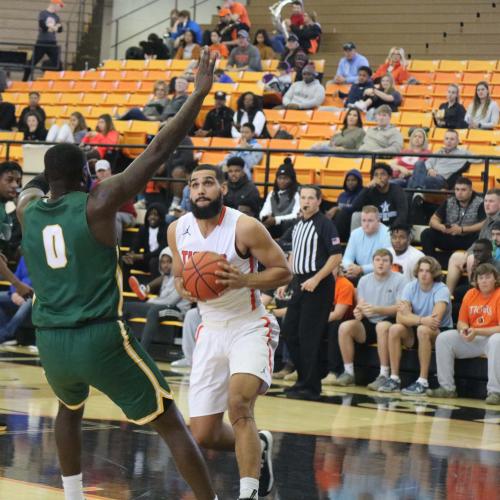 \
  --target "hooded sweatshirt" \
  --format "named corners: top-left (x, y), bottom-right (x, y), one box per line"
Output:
top-left (282, 79), bottom-right (325, 109)
top-left (337, 169), bottom-right (363, 210)
top-left (148, 247), bottom-right (190, 313)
